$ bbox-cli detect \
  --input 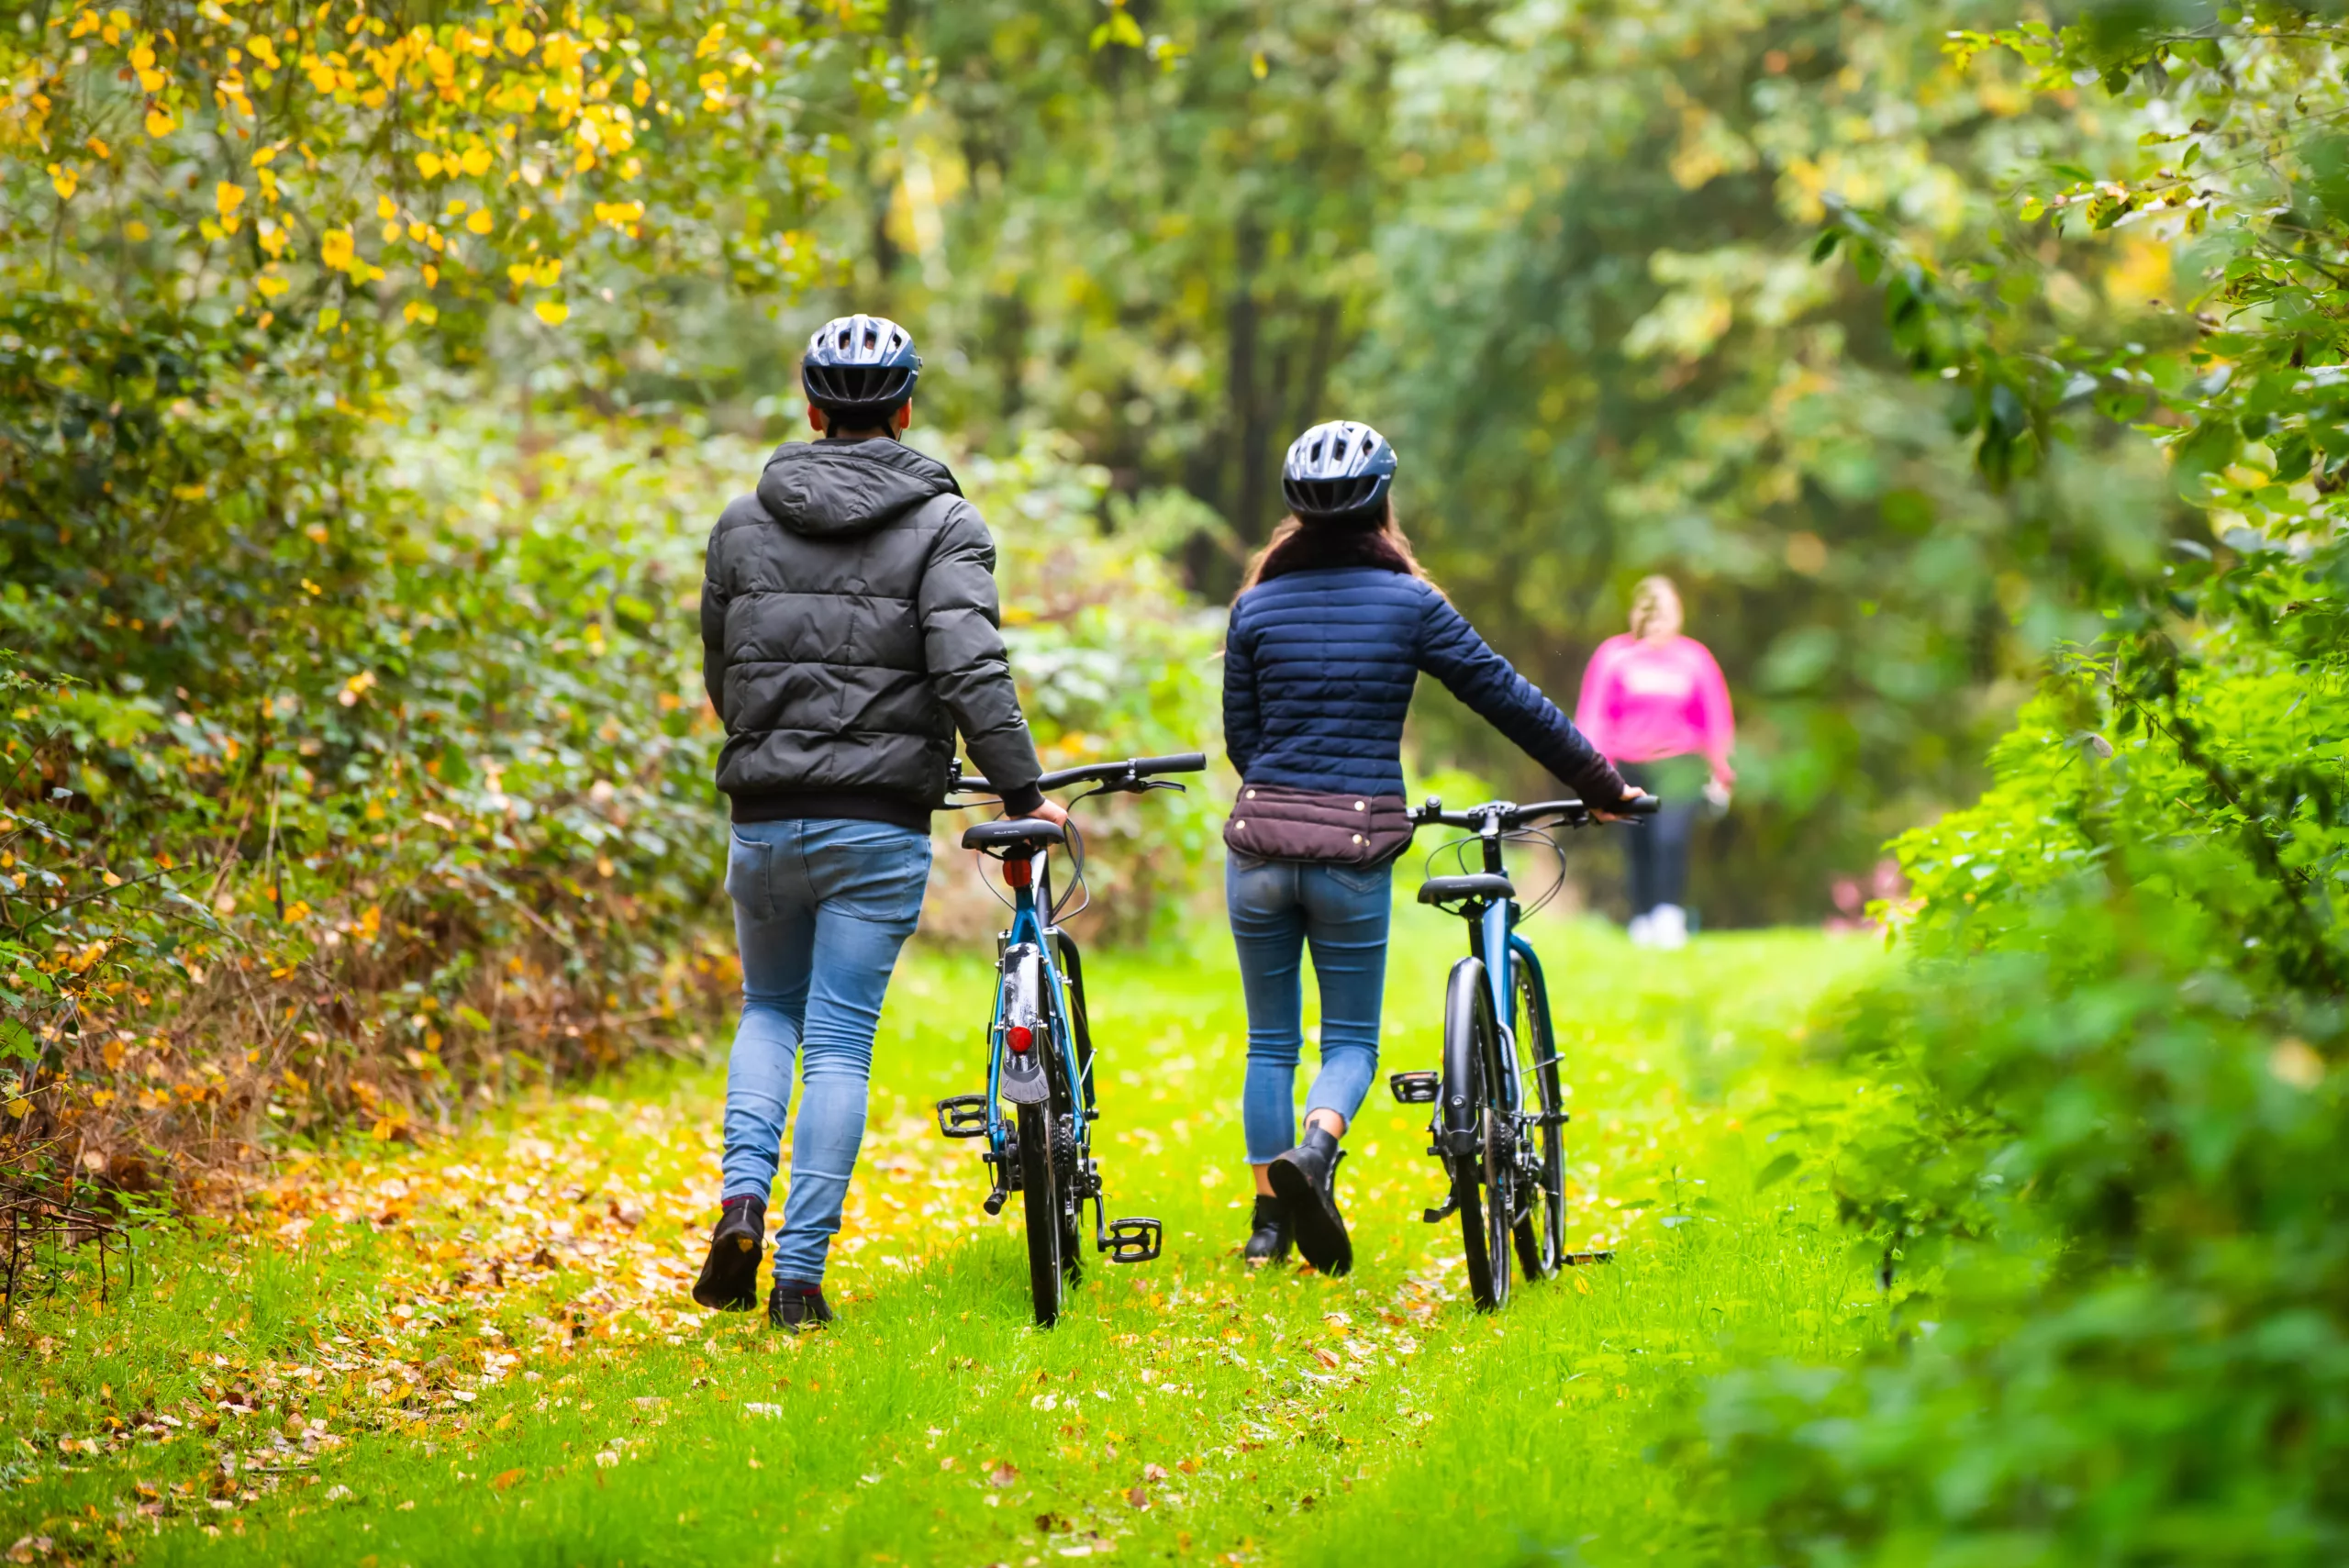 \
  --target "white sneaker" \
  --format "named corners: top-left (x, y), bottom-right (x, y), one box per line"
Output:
top-left (1627, 912), bottom-right (1653, 947)
top-left (1649, 904), bottom-right (1688, 950)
